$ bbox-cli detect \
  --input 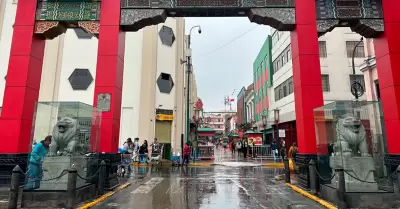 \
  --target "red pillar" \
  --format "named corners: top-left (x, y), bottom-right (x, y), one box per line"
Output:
top-left (374, 0), bottom-right (400, 155)
top-left (93, 0), bottom-right (125, 153)
top-left (0, 0), bottom-right (45, 153)
top-left (290, 0), bottom-right (323, 154)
